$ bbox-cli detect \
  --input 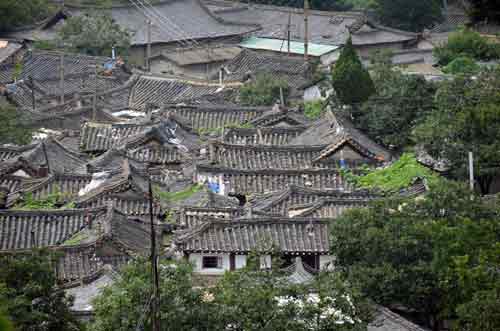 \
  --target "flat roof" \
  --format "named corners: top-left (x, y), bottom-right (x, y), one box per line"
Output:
top-left (239, 37), bottom-right (340, 57)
